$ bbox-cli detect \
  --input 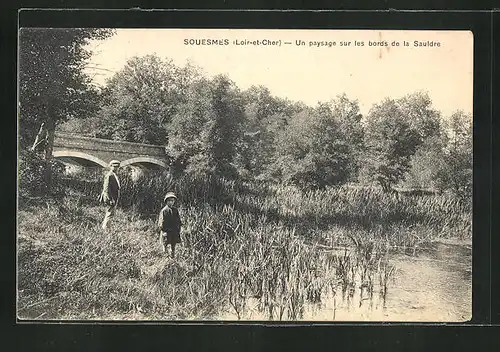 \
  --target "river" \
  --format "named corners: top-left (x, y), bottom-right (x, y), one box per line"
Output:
top-left (218, 240), bottom-right (472, 322)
